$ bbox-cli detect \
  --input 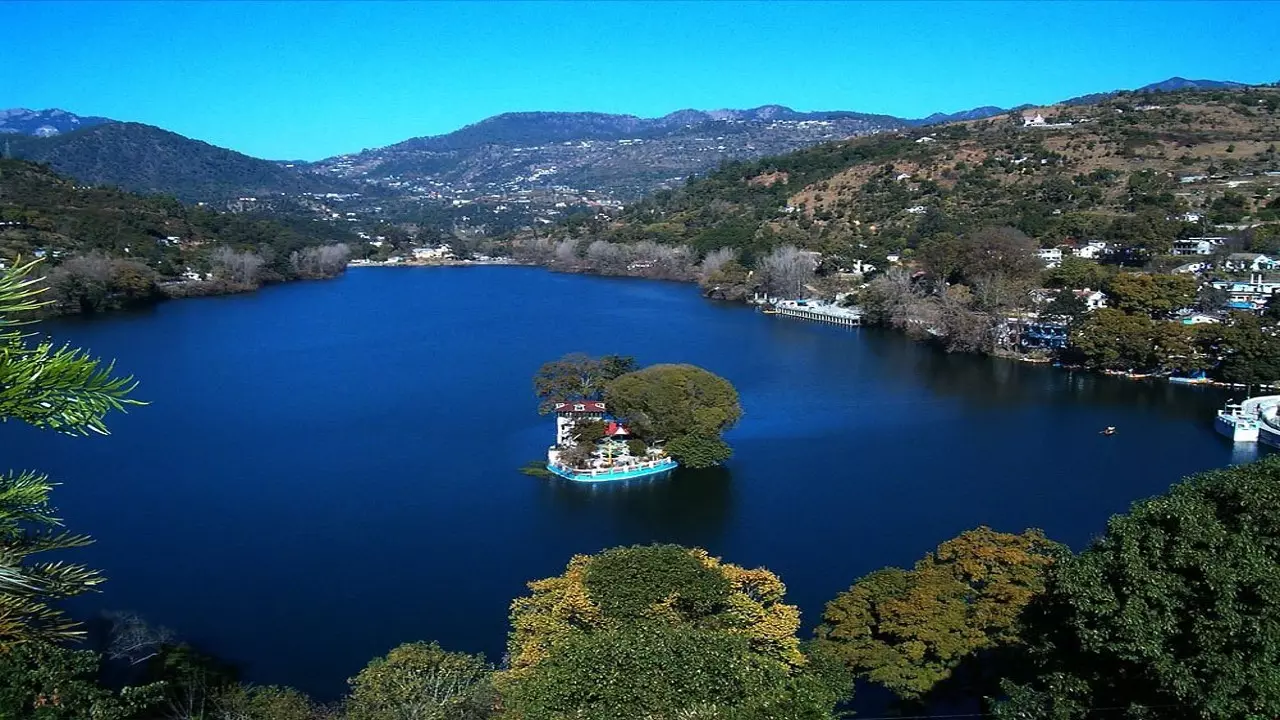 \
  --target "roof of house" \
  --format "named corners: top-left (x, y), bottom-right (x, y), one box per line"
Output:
top-left (1227, 253), bottom-right (1268, 261)
top-left (604, 421), bottom-right (630, 436)
top-left (554, 401), bottom-right (606, 413)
